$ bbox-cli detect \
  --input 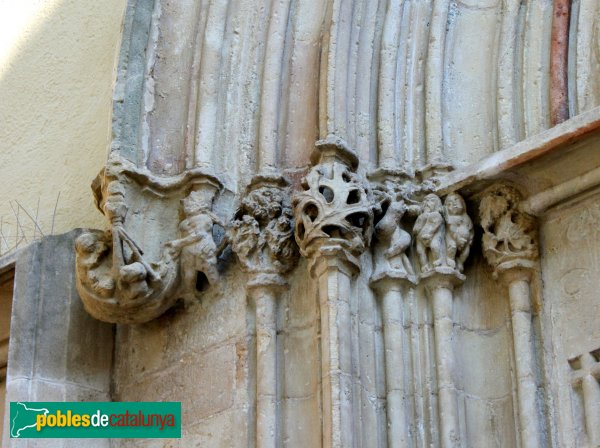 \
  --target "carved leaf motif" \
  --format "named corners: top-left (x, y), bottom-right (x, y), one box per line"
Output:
top-left (230, 185), bottom-right (298, 274)
top-left (479, 185), bottom-right (538, 268)
top-left (230, 216), bottom-right (260, 266)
